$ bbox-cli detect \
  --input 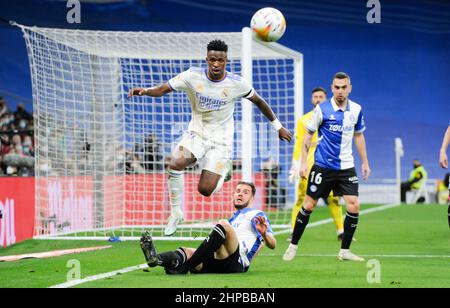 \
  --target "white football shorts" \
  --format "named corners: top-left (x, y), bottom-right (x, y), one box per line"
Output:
top-left (174, 131), bottom-right (232, 176)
